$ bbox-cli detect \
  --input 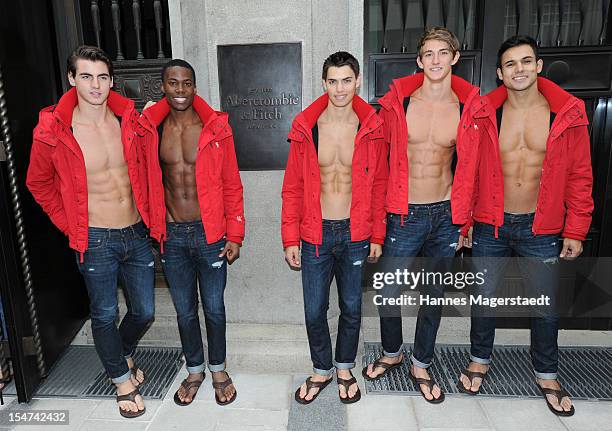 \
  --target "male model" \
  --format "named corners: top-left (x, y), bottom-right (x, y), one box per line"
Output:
top-left (27, 46), bottom-right (153, 418)
top-left (282, 51), bottom-right (388, 404)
